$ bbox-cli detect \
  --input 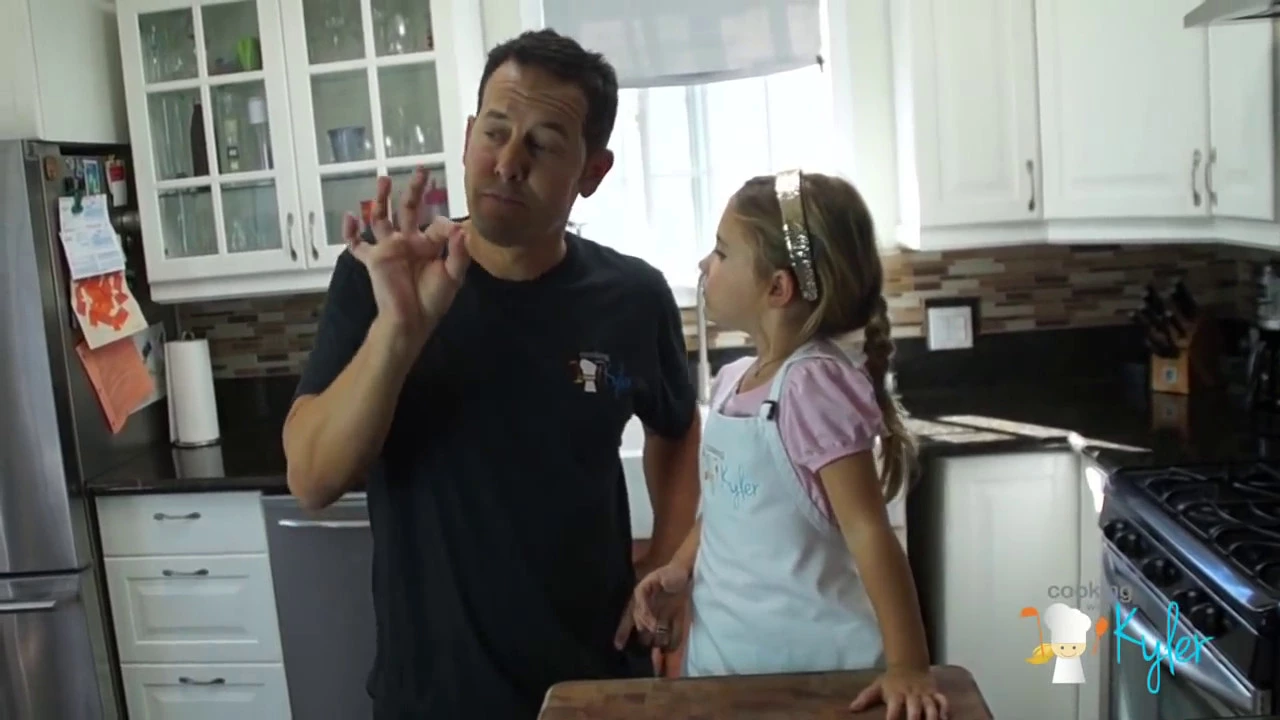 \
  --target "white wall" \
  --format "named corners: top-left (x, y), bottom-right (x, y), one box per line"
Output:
top-left (475, 0), bottom-right (900, 242)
